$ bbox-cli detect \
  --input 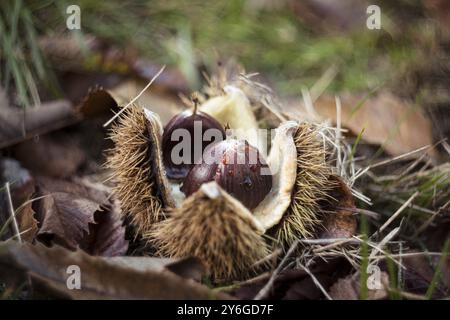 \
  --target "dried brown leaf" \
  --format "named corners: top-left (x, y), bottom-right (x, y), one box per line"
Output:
top-left (80, 199), bottom-right (128, 257)
top-left (35, 191), bottom-right (98, 250)
top-left (77, 86), bottom-right (118, 118)
top-left (0, 242), bottom-right (229, 299)
top-left (285, 92), bottom-right (435, 157)
top-left (106, 256), bottom-right (205, 282)
top-left (33, 177), bottom-right (128, 256)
